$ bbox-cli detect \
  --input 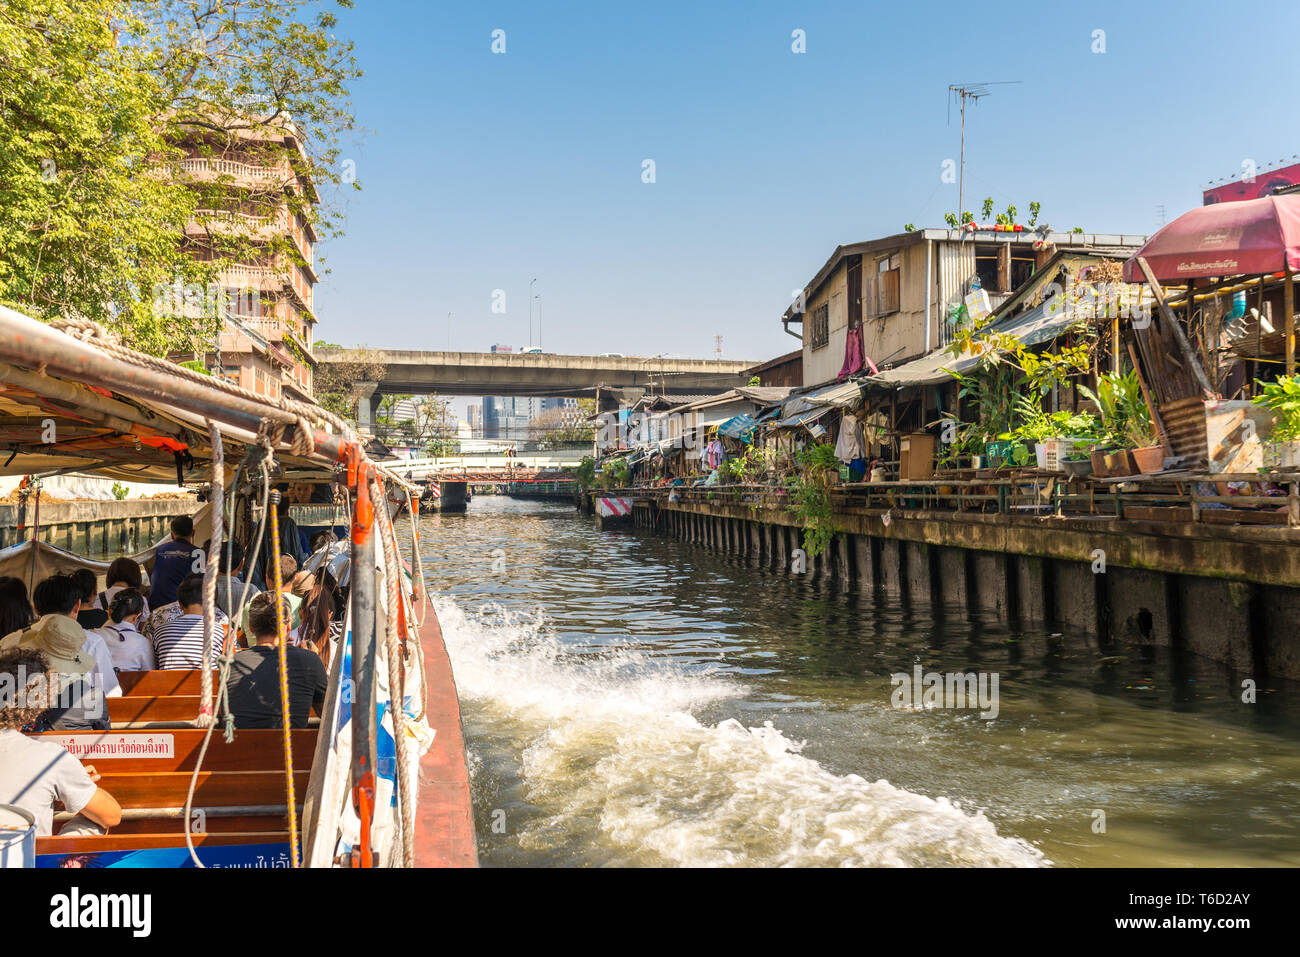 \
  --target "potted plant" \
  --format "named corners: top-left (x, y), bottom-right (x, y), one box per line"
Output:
top-left (1252, 375), bottom-right (1300, 468)
top-left (1127, 417), bottom-right (1164, 474)
top-left (1062, 447), bottom-right (1092, 478)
